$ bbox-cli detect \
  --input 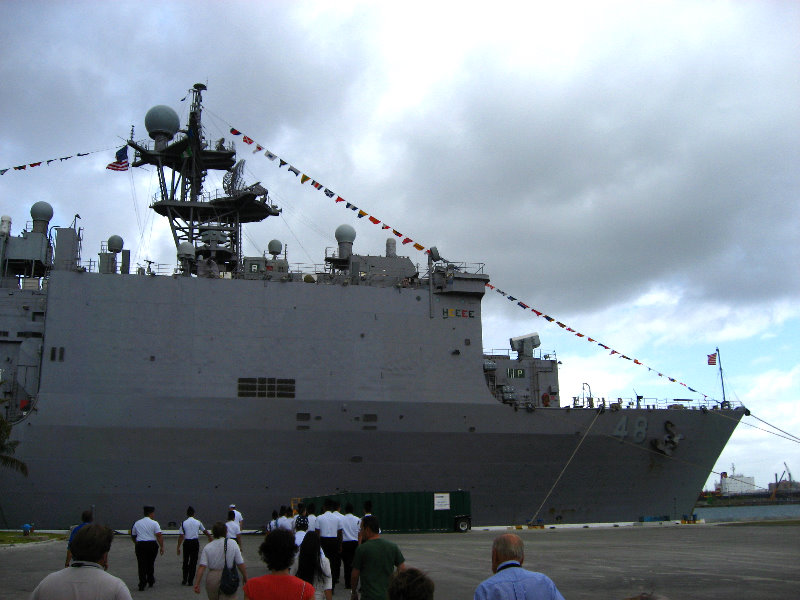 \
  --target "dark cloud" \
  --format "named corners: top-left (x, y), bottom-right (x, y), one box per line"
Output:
top-left (1, 1), bottom-right (797, 313)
